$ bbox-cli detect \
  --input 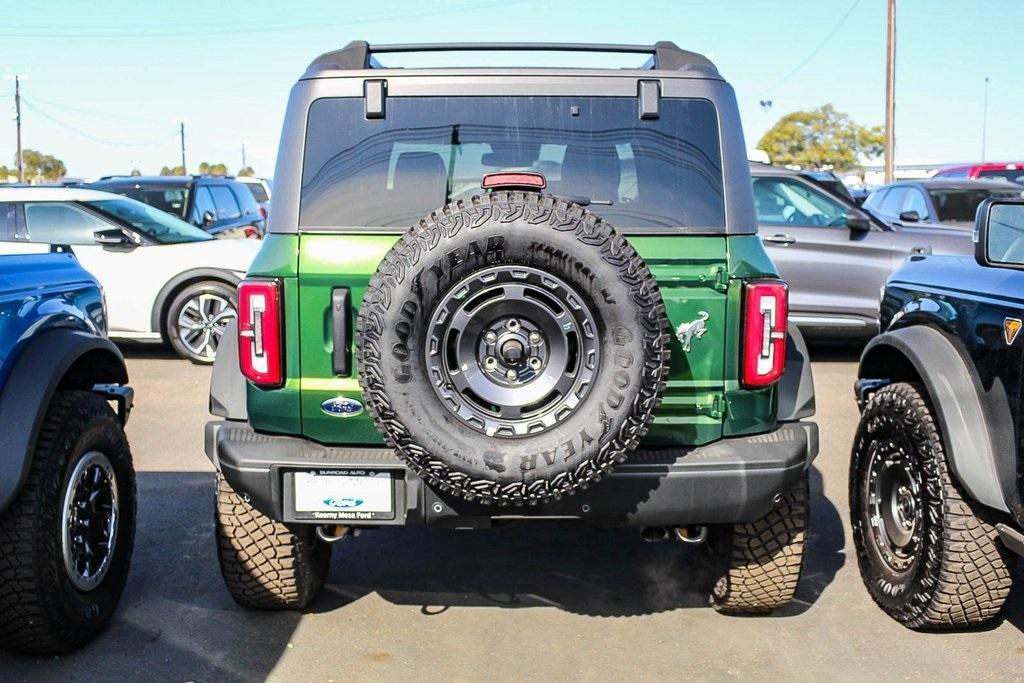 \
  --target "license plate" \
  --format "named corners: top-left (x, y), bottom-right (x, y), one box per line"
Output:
top-left (292, 469), bottom-right (394, 520)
